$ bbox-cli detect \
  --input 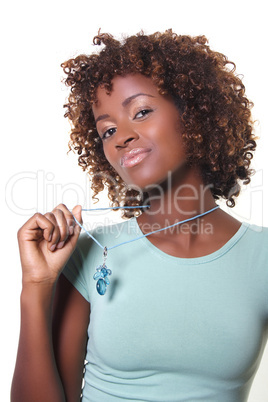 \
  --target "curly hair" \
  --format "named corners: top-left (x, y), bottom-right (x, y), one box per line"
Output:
top-left (61, 29), bottom-right (256, 218)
